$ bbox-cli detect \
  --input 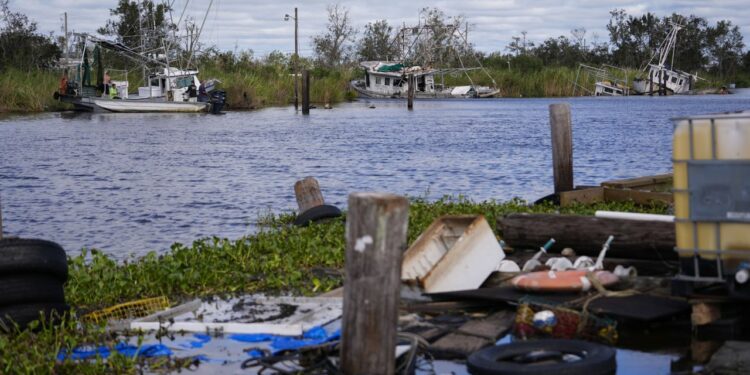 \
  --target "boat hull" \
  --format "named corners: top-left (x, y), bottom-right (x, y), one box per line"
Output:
top-left (349, 80), bottom-right (498, 99)
top-left (89, 98), bottom-right (209, 113)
